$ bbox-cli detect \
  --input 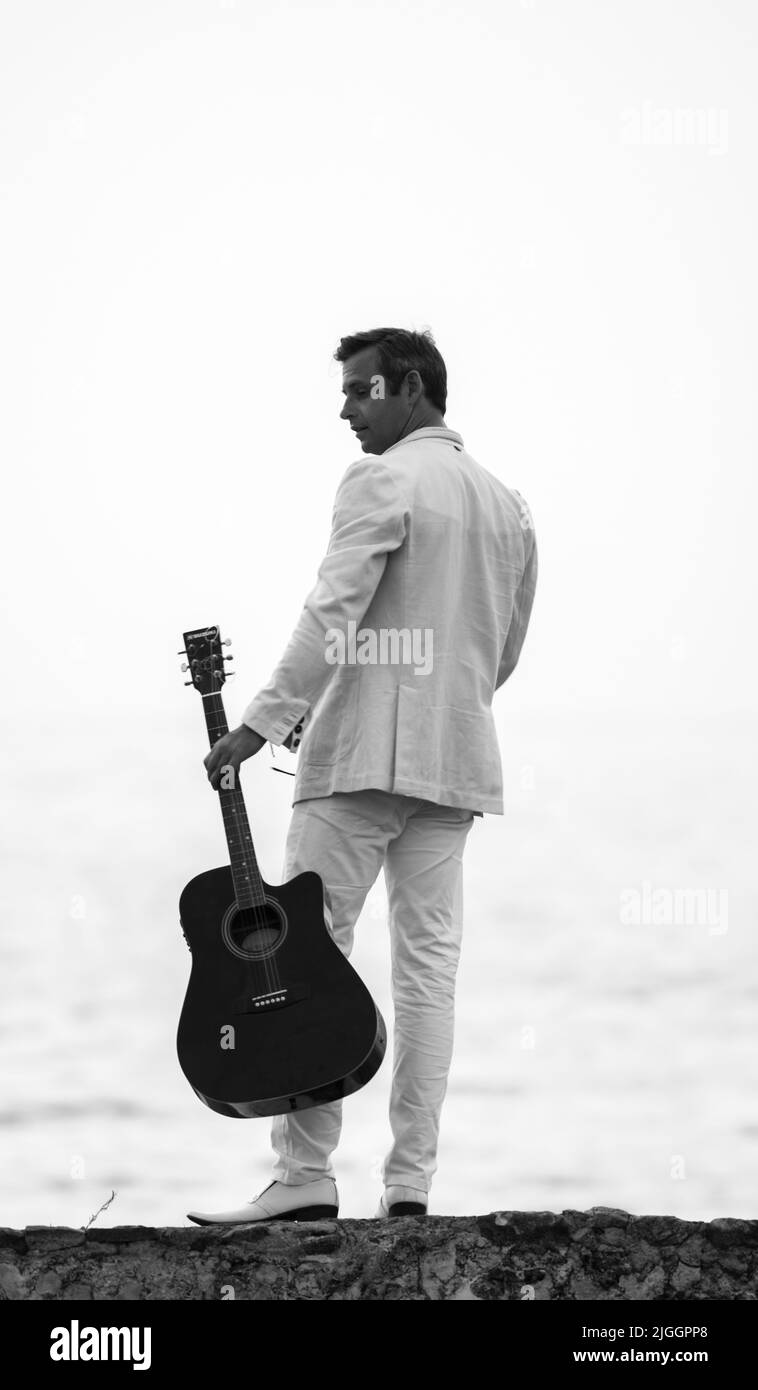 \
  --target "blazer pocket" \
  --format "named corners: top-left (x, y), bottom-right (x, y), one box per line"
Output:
top-left (395, 686), bottom-right (498, 794)
top-left (394, 684), bottom-right (442, 784)
top-left (301, 670), bottom-right (361, 767)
